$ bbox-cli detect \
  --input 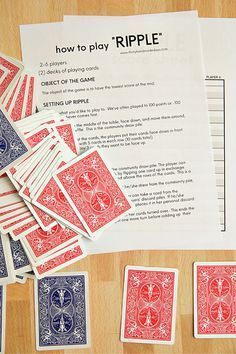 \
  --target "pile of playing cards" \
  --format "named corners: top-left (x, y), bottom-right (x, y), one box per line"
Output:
top-left (0, 105), bottom-right (133, 282)
top-left (0, 52), bottom-right (36, 121)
